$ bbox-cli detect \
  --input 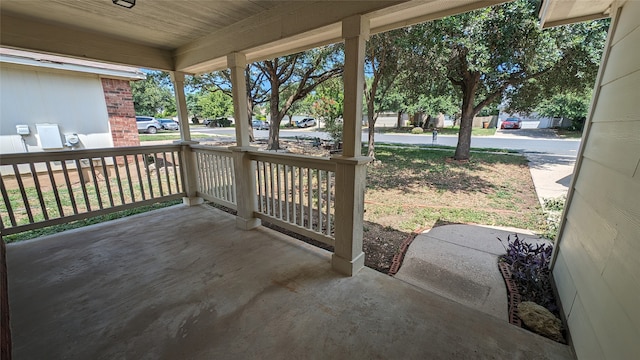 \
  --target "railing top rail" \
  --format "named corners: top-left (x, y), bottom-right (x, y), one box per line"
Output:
top-left (190, 145), bottom-right (233, 153)
top-left (0, 145), bottom-right (182, 165)
top-left (248, 150), bottom-right (335, 172)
